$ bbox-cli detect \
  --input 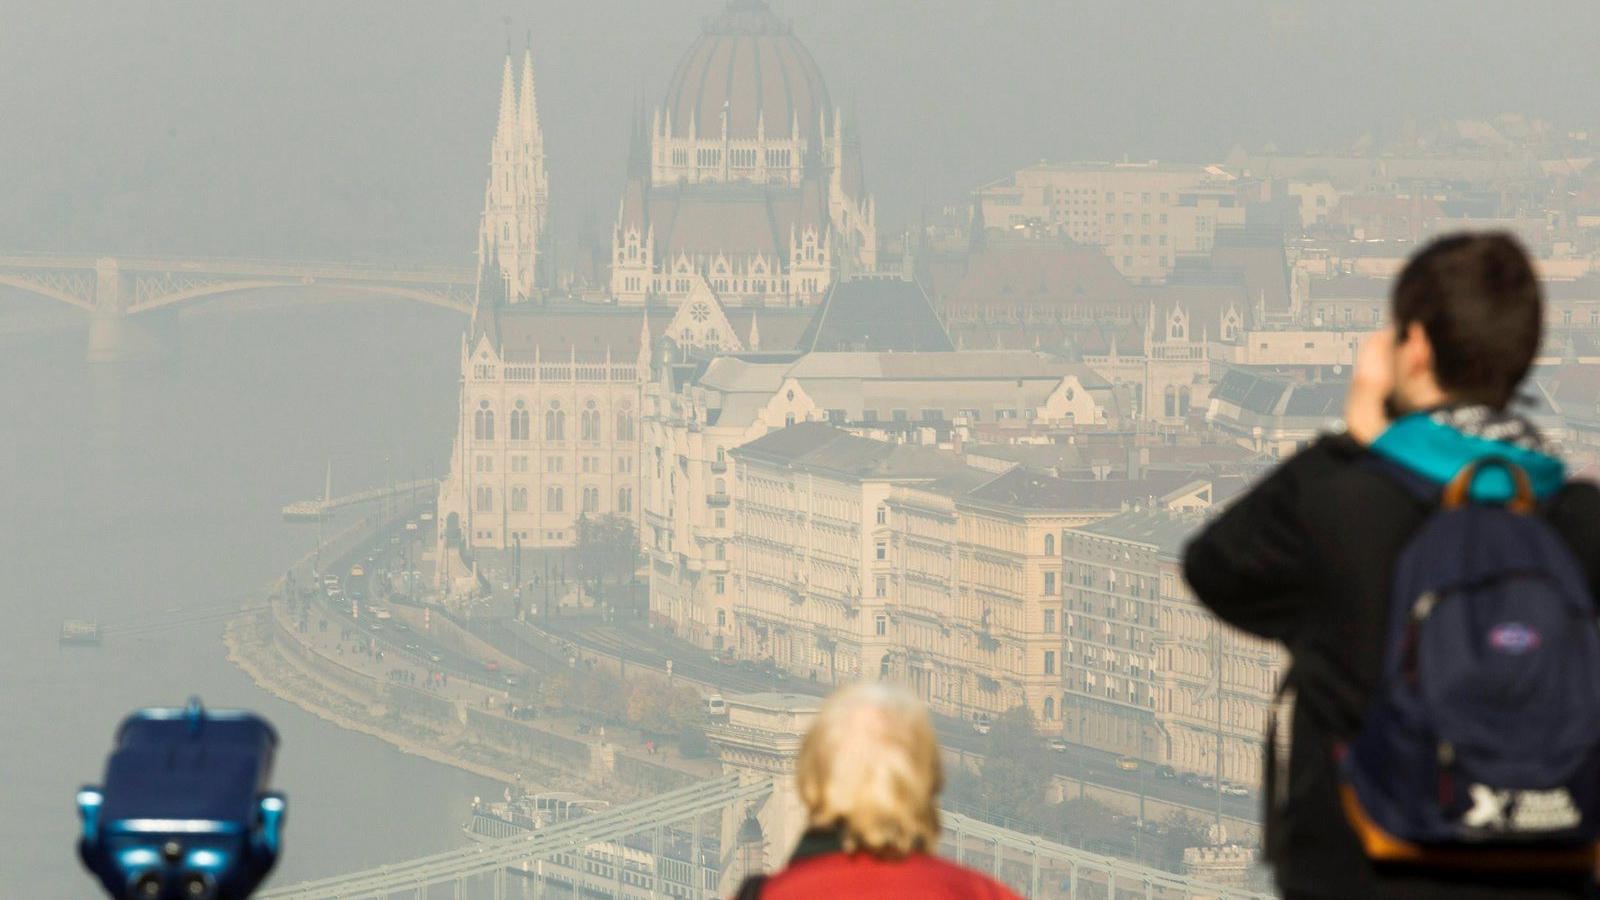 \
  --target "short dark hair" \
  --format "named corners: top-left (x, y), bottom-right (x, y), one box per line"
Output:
top-left (1390, 232), bottom-right (1542, 409)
